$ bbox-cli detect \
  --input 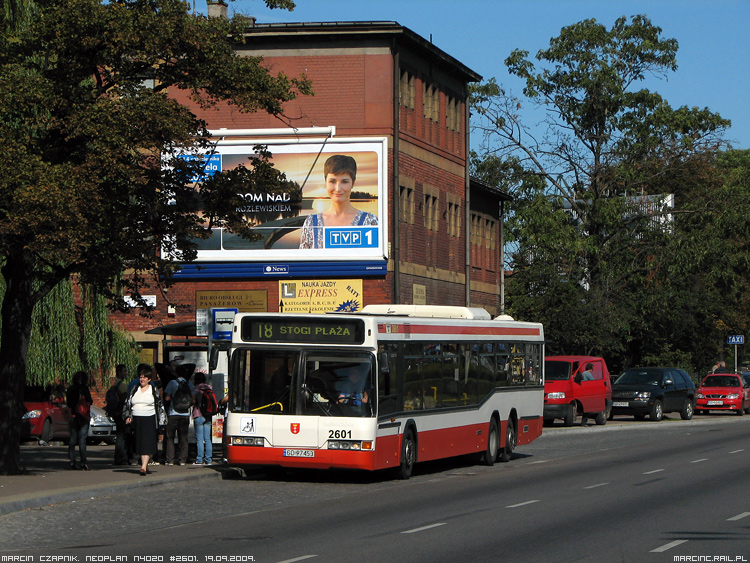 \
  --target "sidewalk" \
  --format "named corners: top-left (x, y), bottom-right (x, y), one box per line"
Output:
top-left (0, 443), bottom-right (224, 516)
